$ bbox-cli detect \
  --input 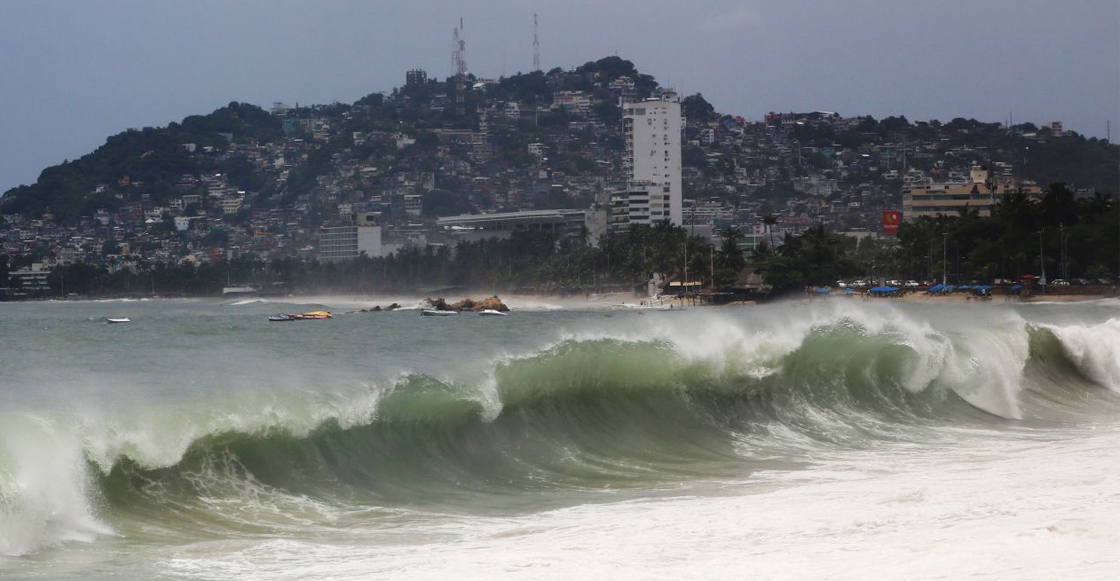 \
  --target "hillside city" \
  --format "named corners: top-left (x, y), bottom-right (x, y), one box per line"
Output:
top-left (1, 56), bottom-right (1117, 297)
